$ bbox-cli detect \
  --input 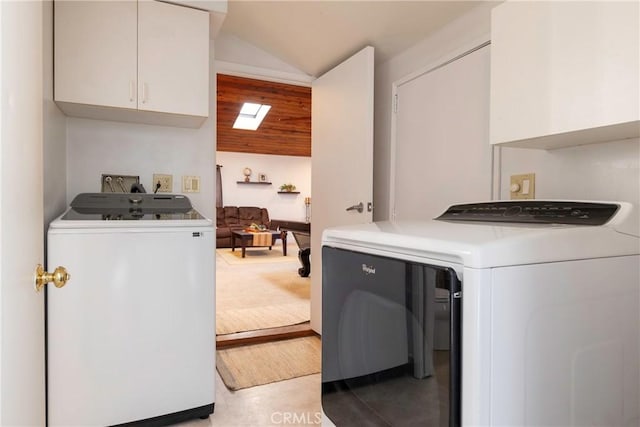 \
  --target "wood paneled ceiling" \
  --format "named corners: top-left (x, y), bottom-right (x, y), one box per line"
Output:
top-left (217, 74), bottom-right (311, 157)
